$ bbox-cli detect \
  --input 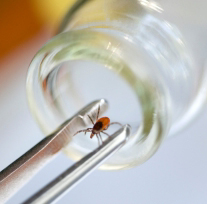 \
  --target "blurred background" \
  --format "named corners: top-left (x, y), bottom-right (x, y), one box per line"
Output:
top-left (0, 0), bottom-right (207, 203)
